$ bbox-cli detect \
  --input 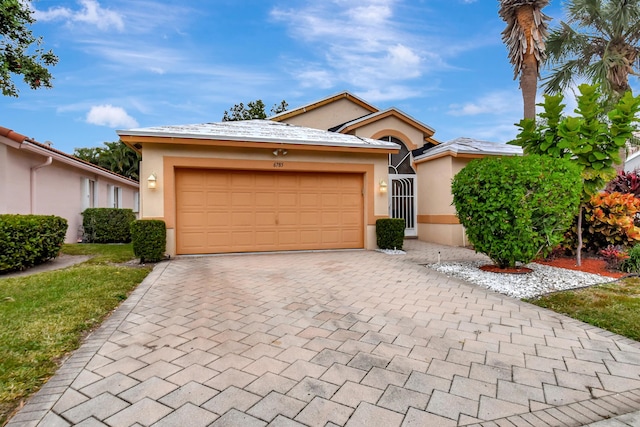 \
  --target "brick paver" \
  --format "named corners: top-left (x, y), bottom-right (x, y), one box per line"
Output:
top-left (7, 240), bottom-right (640, 426)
